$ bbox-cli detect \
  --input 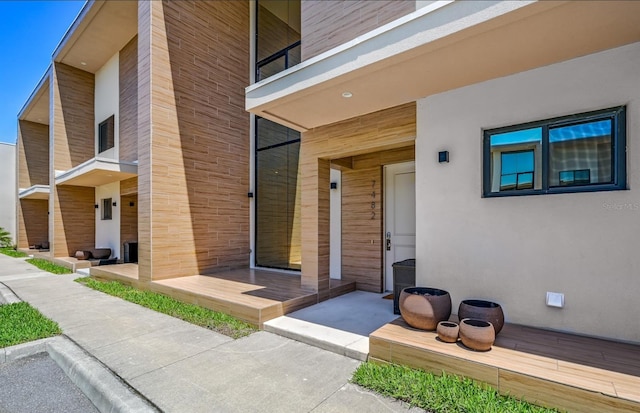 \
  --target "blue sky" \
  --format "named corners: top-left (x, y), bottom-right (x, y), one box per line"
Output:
top-left (0, 1), bottom-right (85, 144)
